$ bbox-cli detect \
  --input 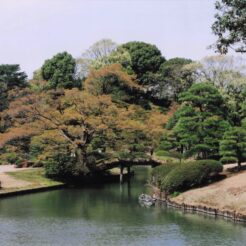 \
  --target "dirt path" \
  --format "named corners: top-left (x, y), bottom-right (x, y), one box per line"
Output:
top-left (172, 164), bottom-right (246, 215)
top-left (0, 165), bottom-right (31, 189)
